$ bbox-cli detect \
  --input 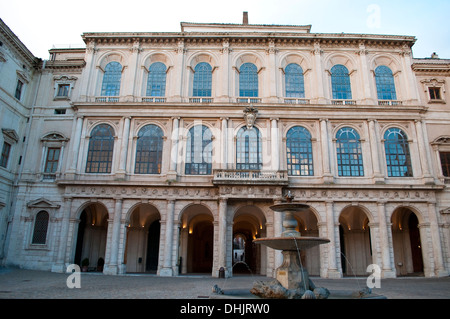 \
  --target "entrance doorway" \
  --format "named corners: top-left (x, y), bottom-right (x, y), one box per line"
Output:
top-left (124, 204), bottom-right (160, 273)
top-left (74, 203), bottom-right (108, 271)
top-left (391, 207), bottom-right (424, 276)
